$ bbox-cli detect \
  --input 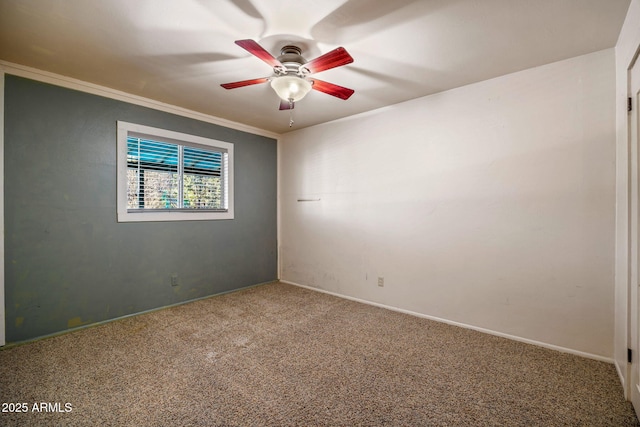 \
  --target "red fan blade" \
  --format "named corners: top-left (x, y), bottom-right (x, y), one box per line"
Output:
top-left (310, 78), bottom-right (354, 100)
top-left (302, 47), bottom-right (353, 74)
top-left (221, 77), bottom-right (269, 89)
top-left (235, 39), bottom-right (284, 69)
top-left (279, 99), bottom-right (295, 110)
